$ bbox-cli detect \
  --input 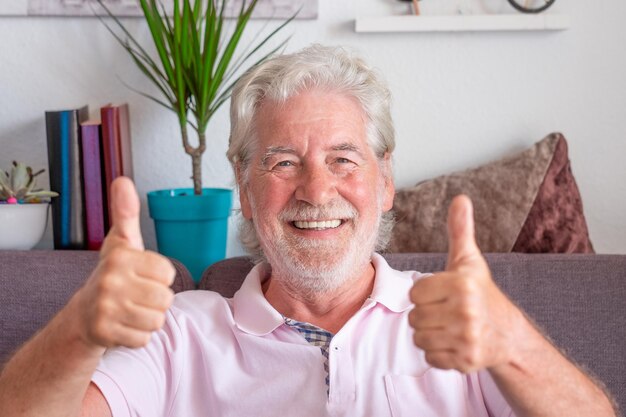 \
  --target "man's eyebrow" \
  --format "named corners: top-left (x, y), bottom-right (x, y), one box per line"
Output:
top-left (261, 146), bottom-right (297, 166)
top-left (331, 142), bottom-right (366, 158)
top-left (260, 143), bottom-right (366, 166)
